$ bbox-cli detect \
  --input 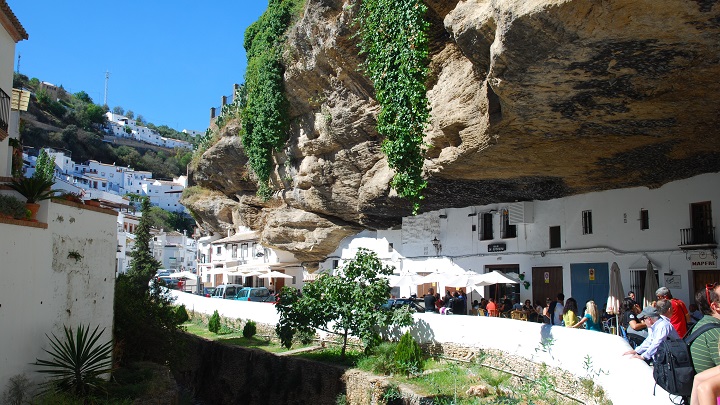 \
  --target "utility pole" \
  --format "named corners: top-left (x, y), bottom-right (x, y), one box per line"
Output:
top-left (16, 54), bottom-right (20, 73)
top-left (104, 70), bottom-right (110, 107)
